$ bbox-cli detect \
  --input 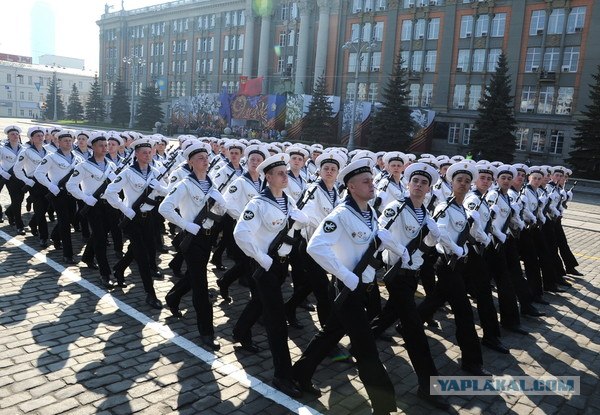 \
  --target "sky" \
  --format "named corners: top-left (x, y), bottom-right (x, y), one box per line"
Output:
top-left (1, 0), bottom-right (165, 72)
